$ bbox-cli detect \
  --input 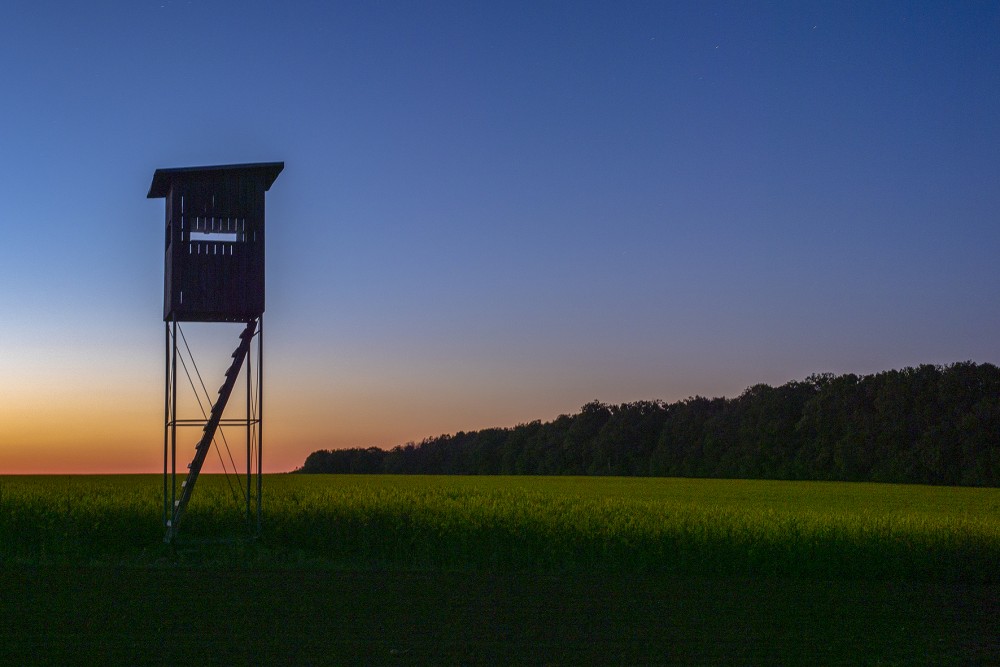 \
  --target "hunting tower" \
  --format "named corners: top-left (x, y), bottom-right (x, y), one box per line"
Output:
top-left (148, 161), bottom-right (283, 543)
